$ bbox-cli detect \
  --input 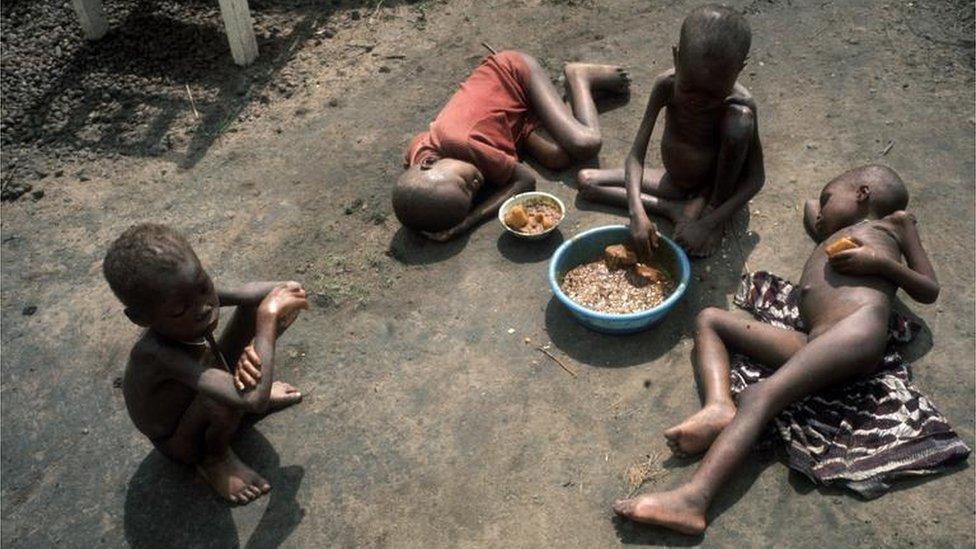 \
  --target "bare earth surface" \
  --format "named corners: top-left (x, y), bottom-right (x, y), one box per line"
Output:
top-left (2, 0), bottom-right (974, 547)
